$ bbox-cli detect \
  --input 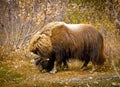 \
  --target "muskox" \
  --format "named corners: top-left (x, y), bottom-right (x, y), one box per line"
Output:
top-left (28, 22), bottom-right (105, 73)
